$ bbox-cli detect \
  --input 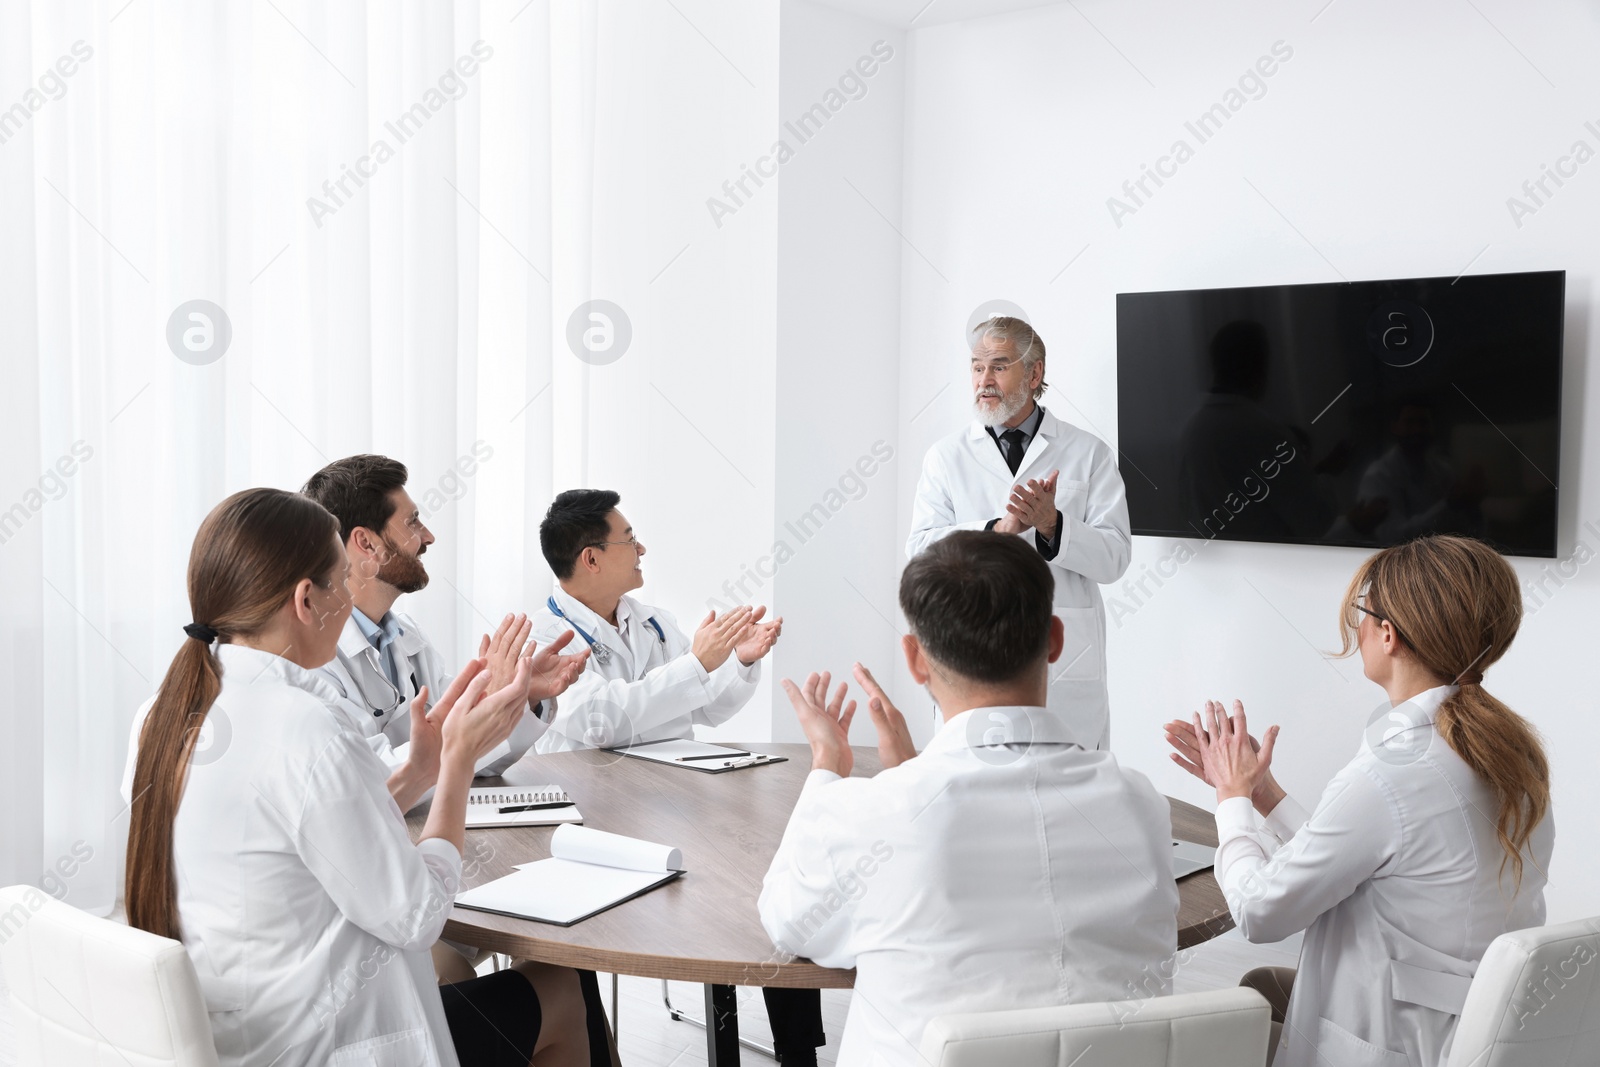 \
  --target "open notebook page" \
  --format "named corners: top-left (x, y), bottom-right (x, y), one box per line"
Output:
top-left (455, 825), bottom-right (683, 926)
